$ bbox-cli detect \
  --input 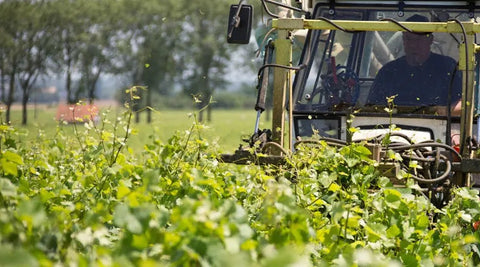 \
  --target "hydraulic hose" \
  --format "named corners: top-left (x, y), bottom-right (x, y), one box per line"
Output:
top-left (255, 39), bottom-right (274, 113)
top-left (293, 134), bottom-right (459, 184)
